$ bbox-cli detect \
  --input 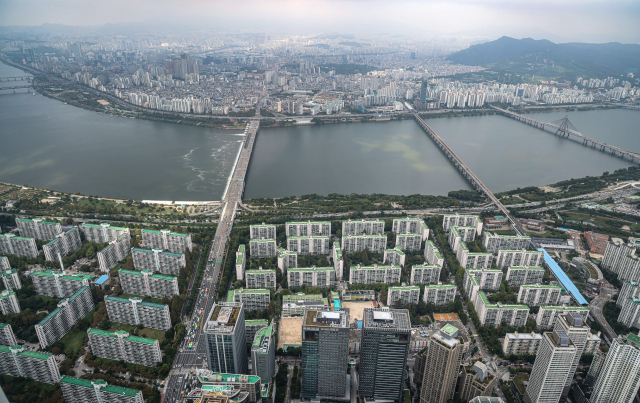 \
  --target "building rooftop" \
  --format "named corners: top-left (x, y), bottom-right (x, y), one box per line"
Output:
top-left (539, 248), bottom-right (588, 305)
top-left (304, 309), bottom-right (348, 328)
top-left (132, 247), bottom-right (183, 257)
top-left (104, 295), bottom-right (166, 309)
top-left (509, 266), bottom-right (545, 271)
top-left (197, 371), bottom-right (260, 385)
top-left (363, 308), bottom-right (411, 331)
top-left (206, 303), bottom-right (242, 333)
top-left (60, 376), bottom-right (140, 397)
